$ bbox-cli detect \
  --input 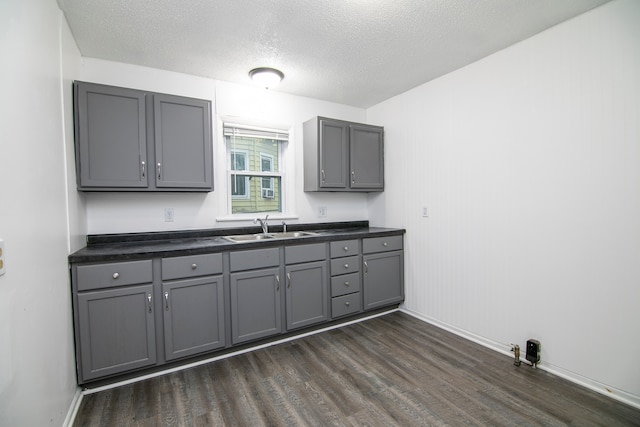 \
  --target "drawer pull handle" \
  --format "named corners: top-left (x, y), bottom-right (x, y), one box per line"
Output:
top-left (164, 291), bottom-right (169, 311)
top-left (276, 275), bottom-right (280, 291)
top-left (351, 171), bottom-right (355, 184)
top-left (157, 162), bottom-right (162, 180)
top-left (147, 293), bottom-right (153, 313)
top-left (141, 160), bottom-right (146, 178)
top-left (345, 301), bottom-right (350, 307)
top-left (364, 261), bottom-right (368, 274)
top-left (112, 272), bottom-right (120, 279)
top-left (344, 264), bottom-right (349, 269)
top-left (343, 246), bottom-right (349, 251)
top-left (287, 273), bottom-right (291, 288)
top-left (383, 242), bottom-right (388, 247)
top-left (344, 281), bottom-right (350, 286)
top-left (191, 263), bottom-right (197, 270)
